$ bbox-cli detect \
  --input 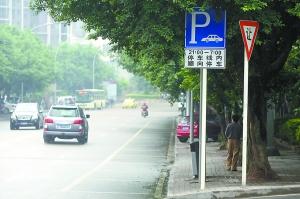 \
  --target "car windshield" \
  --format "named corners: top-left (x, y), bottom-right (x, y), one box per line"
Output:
top-left (15, 103), bottom-right (37, 112)
top-left (49, 107), bottom-right (79, 117)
